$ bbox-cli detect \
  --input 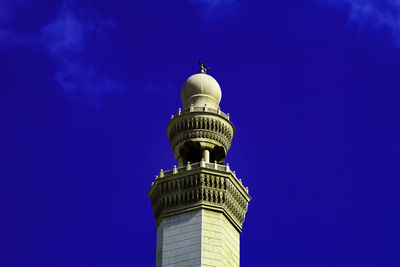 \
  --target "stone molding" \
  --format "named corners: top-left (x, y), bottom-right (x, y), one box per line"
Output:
top-left (148, 167), bottom-right (251, 232)
top-left (167, 109), bottom-right (235, 156)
